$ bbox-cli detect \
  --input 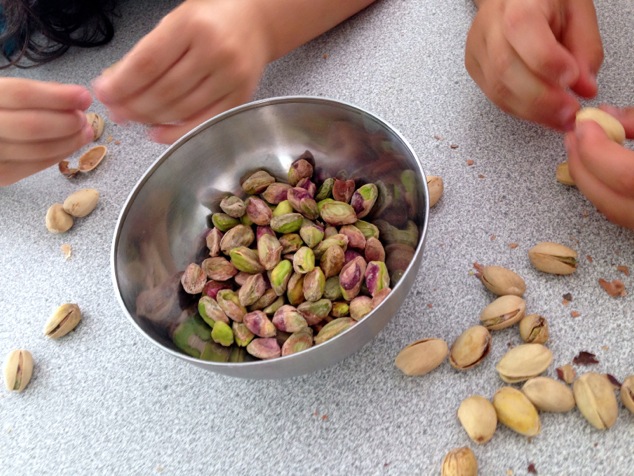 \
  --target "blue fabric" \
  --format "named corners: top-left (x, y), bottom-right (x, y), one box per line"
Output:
top-left (0, 4), bottom-right (17, 56)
